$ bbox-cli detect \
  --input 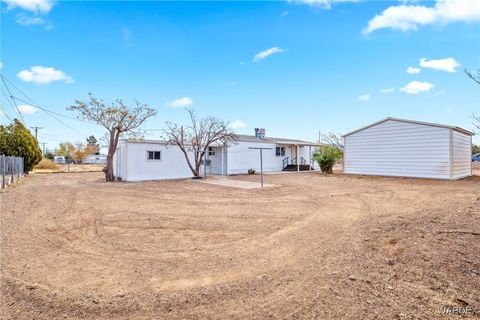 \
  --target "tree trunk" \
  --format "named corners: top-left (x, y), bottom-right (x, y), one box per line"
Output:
top-left (104, 130), bottom-right (119, 182)
top-left (105, 154), bottom-right (114, 181)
